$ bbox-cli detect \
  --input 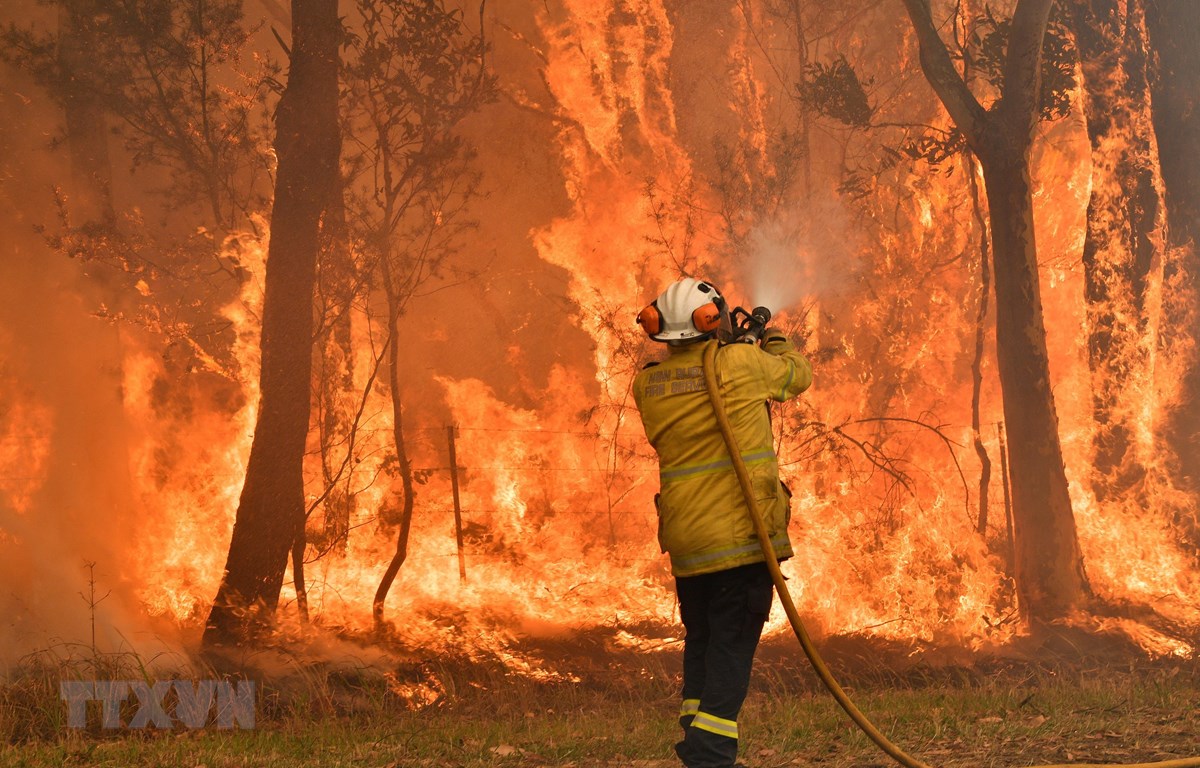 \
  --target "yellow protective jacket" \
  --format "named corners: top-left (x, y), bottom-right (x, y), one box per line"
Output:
top-left (633, 334), bottom-right (812, 577)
